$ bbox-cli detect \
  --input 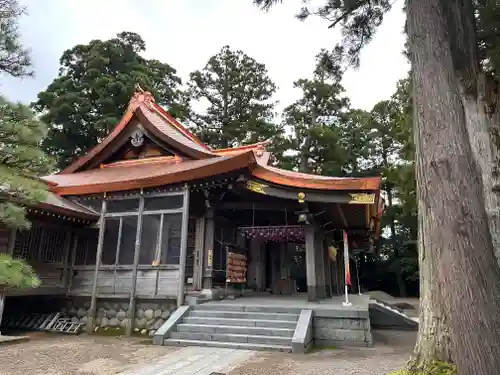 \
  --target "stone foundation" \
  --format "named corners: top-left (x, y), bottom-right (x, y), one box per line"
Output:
top-left (63, 298), bottom-right (175, 336)
top-left (313, 312), bottom-right (372, 347)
